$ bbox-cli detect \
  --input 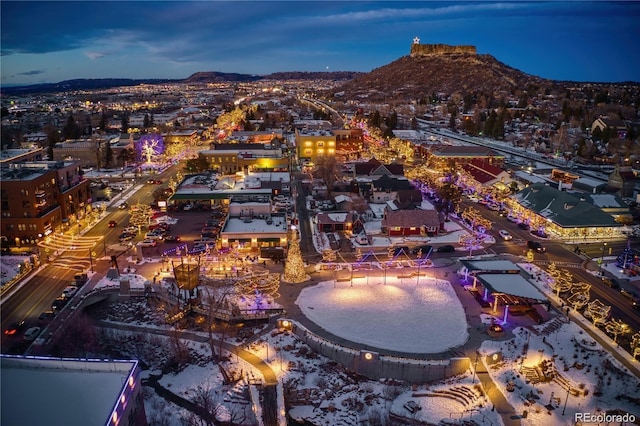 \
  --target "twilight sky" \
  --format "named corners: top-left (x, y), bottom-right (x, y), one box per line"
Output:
top-left (1, 1), bottom-right (639, 87)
